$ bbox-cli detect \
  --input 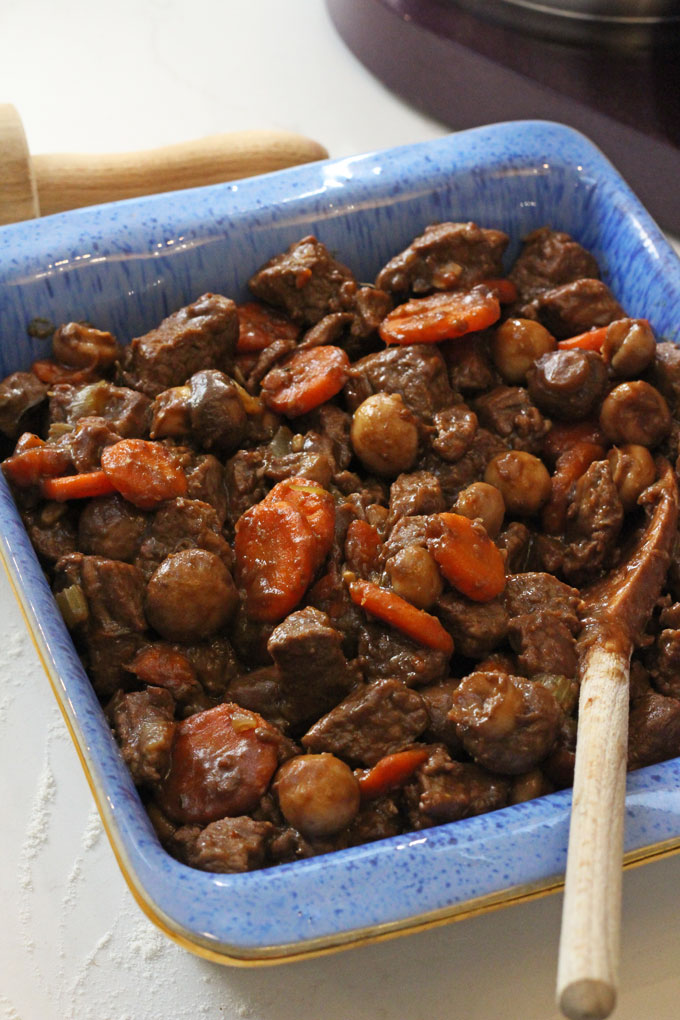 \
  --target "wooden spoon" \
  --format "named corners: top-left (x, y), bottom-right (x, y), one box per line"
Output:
top-left (0, 103), bottom-right (328, 225)
top-left (557, 458), bottom-right (679, 1019)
